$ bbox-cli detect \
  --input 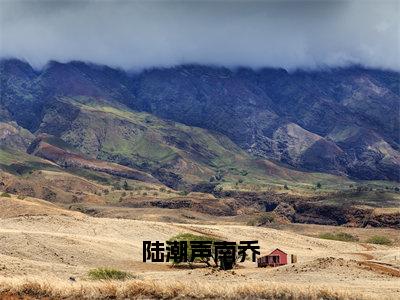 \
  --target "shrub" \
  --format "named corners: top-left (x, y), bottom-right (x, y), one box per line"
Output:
top-left (316, 182), bottom-right (322, 189)
top-left (159, 187), bottom-right (166, 192)
top-left (179, 190), bottom-right (189, 196)
top-left (142, 192), bottom-right (148, 196)
top-left (214, 186), bottom-right (223, 193)
top-left (214, 171), bottom-right (224, 181)
top-left (87, 268), bottom-right (132, 281)
top-left (240, 170), bottom-right (248, 176)
top-left (1, 192), bottom-right (11, 198)
top-left (112, 183), bottom-right (121, 190)
top-left (17, 195), bottom-right (26, 200)
top-left (123, 181), bottom-right (130, 190)
top-left (318, 232), bottom-right (358, 242)
top-left (283, 184), bottom-right (289, 190)
top-left (366, 235), bottom-right (392, 245)
top-left (167, 233), bottom-right (220, 267)
top-left (247, 212), bottom-right (275, 226)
